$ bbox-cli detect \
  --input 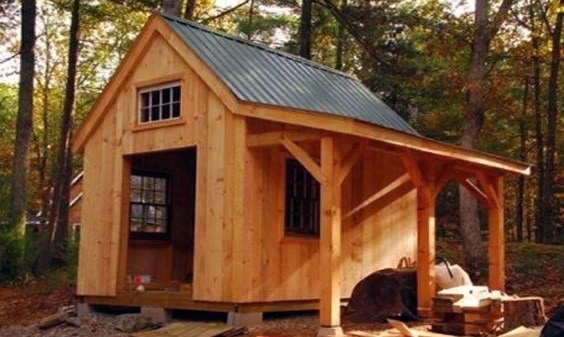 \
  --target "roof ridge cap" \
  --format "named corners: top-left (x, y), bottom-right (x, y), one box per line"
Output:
top-left (159, 12), bottom-right (357, 81)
